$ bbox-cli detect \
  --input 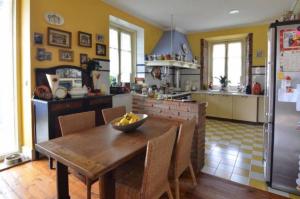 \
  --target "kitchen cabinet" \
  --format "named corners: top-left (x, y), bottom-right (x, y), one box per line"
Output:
top-left (113, 93), bottom-right (132, 112)
top-left (191, 93), bottom-right (206, 103)
top-left (232, 96), bottom-right (258, 122)
top-left (258, 96), bottom-right (266, 123)
top-left (206, 94), bottom-right (232, 119)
